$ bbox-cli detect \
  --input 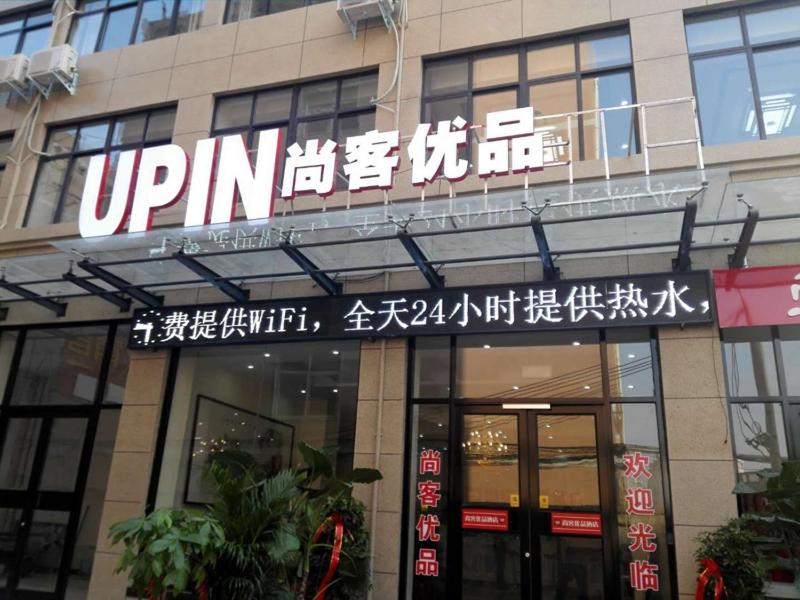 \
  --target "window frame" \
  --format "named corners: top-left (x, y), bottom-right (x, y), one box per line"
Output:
top-left (0, 3), bottom-right (52, 56)
top-left (420, 27), bottom-right (638, 163)
top-left (210, 71), bottom-right (379, 192)
top-left (24, 106), bottom-right (176, 227)
top-left (720, 326), bottom-right (800, 490)
top-left (68, 0), bottom-right (203, 54)
top-left (686, 0), bottom-right (800, 143)
top-left (223, 0), bottom-right (326, 24)
top-left (0, 132), bottom-right (14, 175)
